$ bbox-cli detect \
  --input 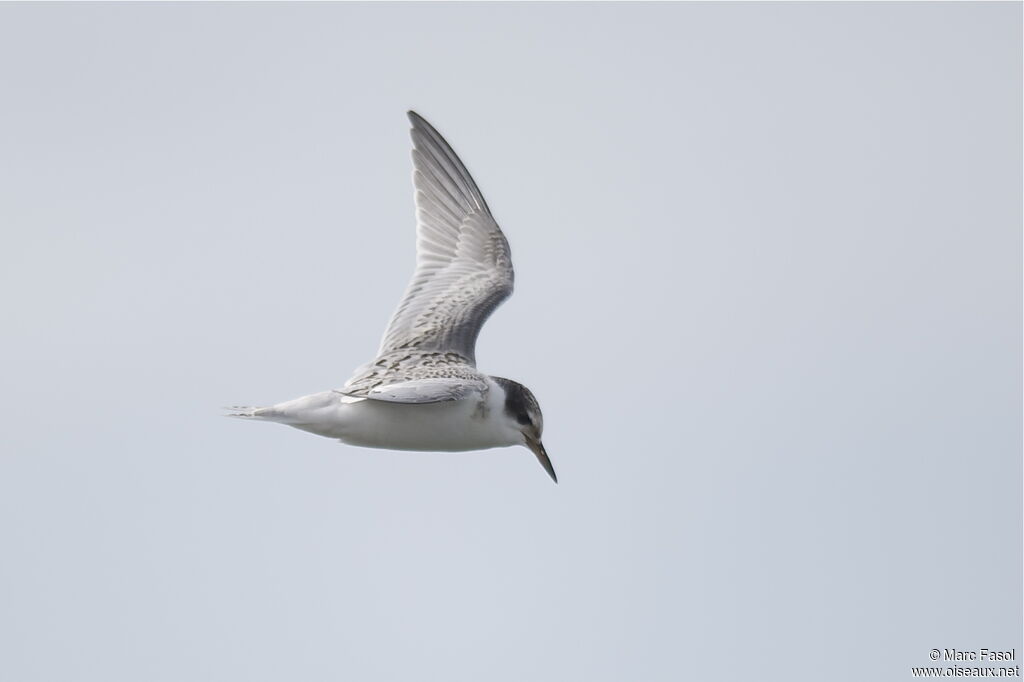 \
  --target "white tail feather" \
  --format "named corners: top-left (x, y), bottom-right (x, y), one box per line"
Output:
top-left (223, 405), bottom-right (274, 419)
